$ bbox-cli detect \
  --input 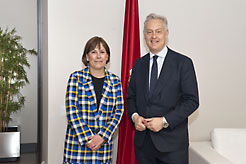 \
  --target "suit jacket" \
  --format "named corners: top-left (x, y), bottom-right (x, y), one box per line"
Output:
top-left (63, 66), bottom-right (124, 163)
top-left (127, 47), bottom-right (199, 152)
